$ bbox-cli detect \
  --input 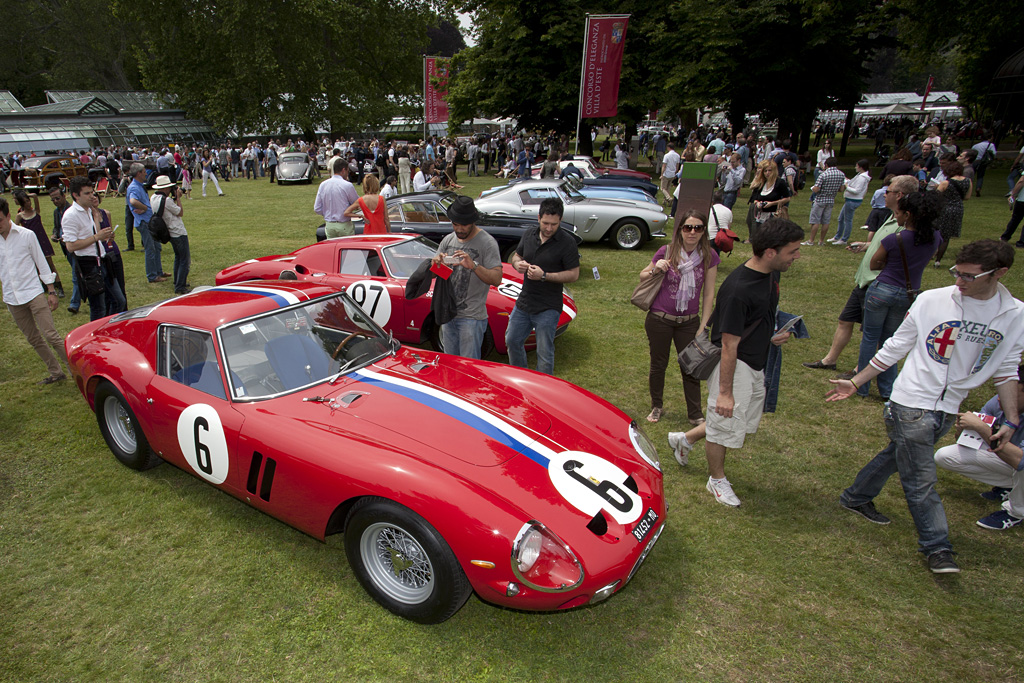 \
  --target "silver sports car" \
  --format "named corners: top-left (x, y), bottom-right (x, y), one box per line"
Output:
top-left (474, 178), bottom-right (668, 249)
